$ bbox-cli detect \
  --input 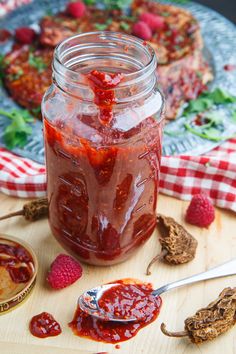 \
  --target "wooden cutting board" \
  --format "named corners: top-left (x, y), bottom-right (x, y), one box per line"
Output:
top-left (0, 193), bottom-right (236, 354)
